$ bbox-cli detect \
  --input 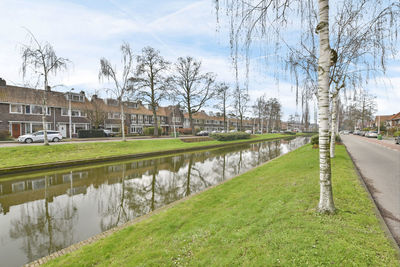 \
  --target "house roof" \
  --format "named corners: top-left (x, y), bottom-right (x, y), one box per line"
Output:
top-left (390, 112), bottom-right (400, 121)
top-left (0, 85), bottom-right (170, 117)
top-left (0, 85), bottom-right (89, 109)
top-left (375, 115), bottom-right (395, 122)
